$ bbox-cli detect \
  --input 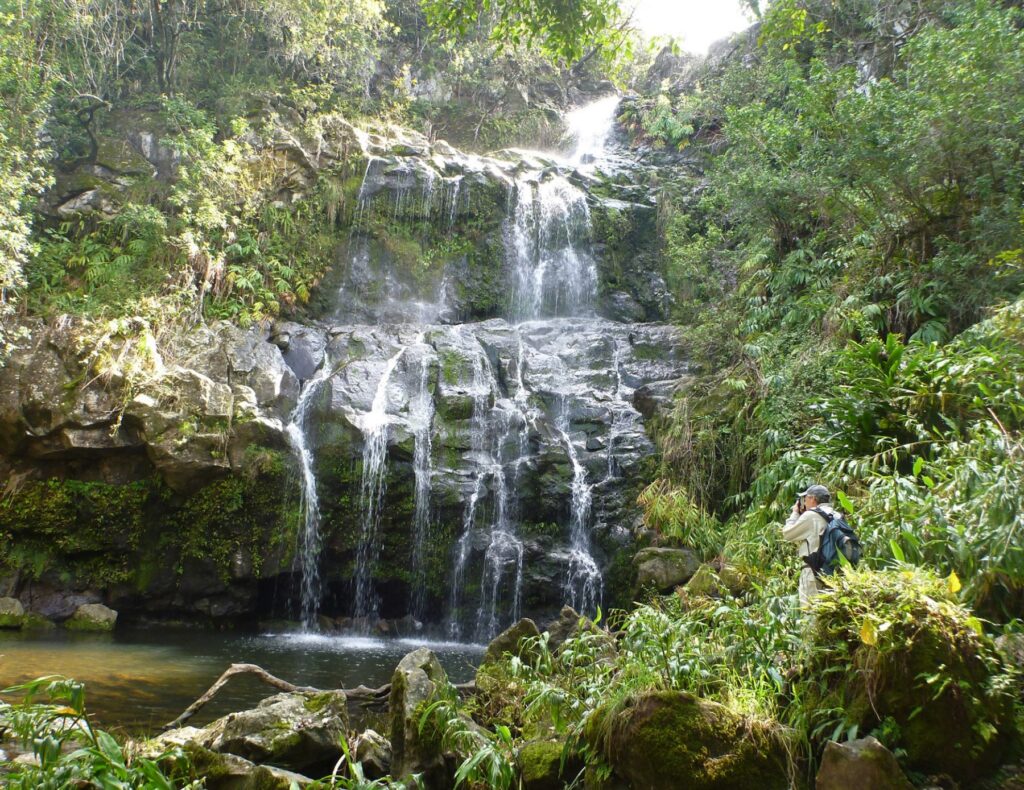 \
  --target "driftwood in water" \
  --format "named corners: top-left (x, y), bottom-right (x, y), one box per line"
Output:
top-left (163, 662), bottom-right (478, 731)
top-left (163, 663), bottom-right (387, 730)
